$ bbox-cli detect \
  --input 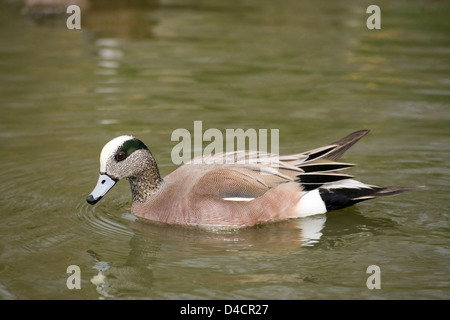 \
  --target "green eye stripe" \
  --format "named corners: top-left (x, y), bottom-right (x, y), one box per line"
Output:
top-left (115, 138), bottom-right (148, 160)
